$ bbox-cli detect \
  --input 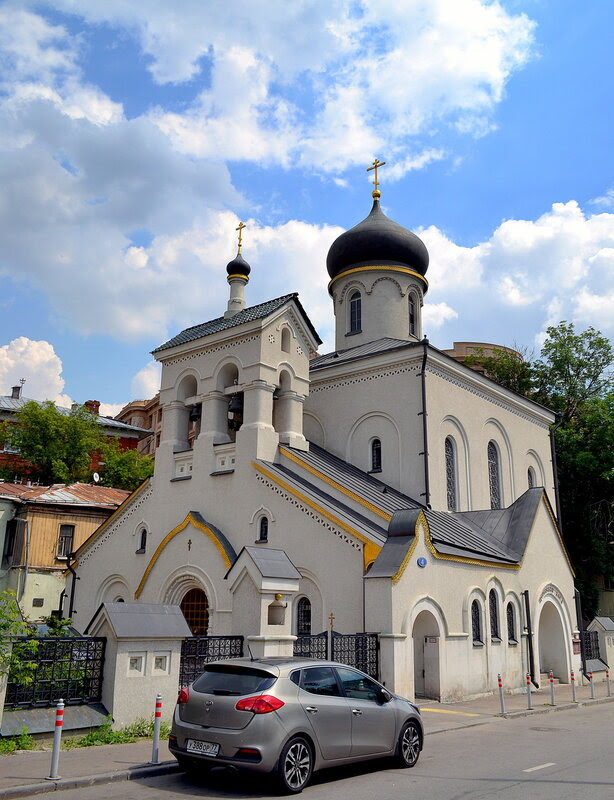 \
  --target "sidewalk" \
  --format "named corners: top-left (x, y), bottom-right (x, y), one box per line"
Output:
top-left (0, 682), bottom-right (612, 799)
